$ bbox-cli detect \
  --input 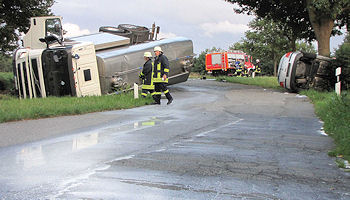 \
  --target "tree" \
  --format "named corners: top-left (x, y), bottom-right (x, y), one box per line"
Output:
top-left (230, 17), bottom-right (316, 76)
top-left (0, 53), bottom-right (12, 72)
top-left (0, 0), bottom-right (55, 53)
top-left (225, 0), bottom-right (349, 57)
